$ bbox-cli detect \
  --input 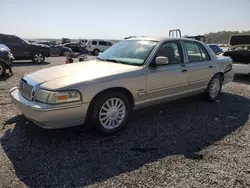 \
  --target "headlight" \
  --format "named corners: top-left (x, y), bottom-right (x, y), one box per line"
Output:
top-left (35, 89), bottom-right (81, 104)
